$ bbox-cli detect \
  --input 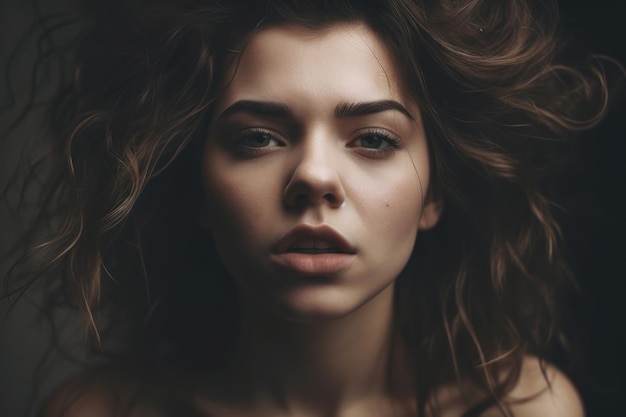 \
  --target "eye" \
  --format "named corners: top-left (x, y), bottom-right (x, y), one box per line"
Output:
top-left (349, 129), bottom-right (402, 158)
top-left (237, 128), bottom-right (283, 148)
top-left (226, 127), bottom-right (286, 157)
top-left (357, 134), bottom-right (391, 149)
